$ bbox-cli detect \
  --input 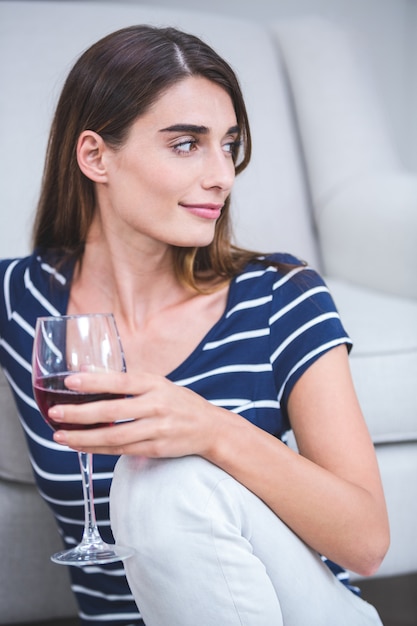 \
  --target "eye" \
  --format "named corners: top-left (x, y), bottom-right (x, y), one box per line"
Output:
top-left (172, 138), bottom-right (198, 154)
top-left (223, 139), bottom-right (242, 158)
